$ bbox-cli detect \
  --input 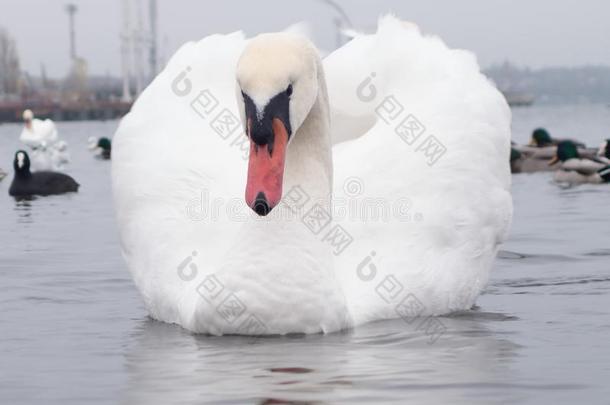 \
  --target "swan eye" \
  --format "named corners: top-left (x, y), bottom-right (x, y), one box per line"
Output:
top-left (286, 84), bottom-right (293, 97)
